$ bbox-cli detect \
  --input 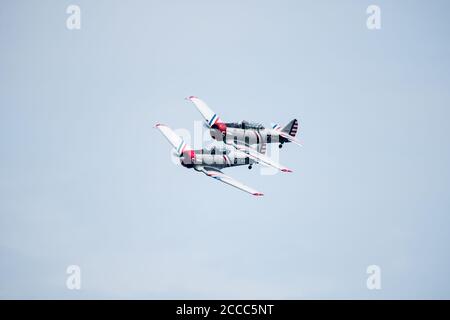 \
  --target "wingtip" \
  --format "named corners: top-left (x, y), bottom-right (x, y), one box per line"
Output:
top-left (155, 123), bottom-right (164, 128)
top-left (252, 192), bottom-right (264, 196)
top-left (186, 96), bottom-right (198, 101)
top-left (281, 168), bottom-right (293, 173)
